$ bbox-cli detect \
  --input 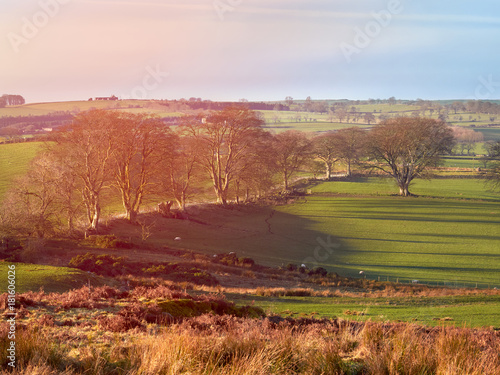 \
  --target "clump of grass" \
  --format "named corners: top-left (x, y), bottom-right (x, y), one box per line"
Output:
top-left (255, 287), bottom-right (314, 297)
top-left (2, 318), bottom-right (500, 374)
